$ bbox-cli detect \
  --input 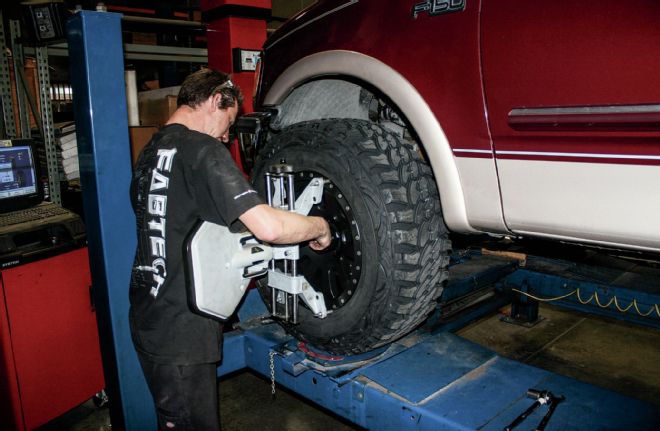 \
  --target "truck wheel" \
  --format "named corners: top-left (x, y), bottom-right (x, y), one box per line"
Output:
top-left (252, 119), bottom-right (450, 355)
